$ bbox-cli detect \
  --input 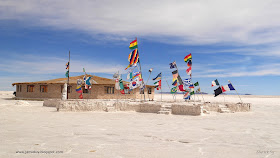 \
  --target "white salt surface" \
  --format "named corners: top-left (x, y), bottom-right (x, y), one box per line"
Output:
top-left (1, 91), bottom-right (280, 158)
